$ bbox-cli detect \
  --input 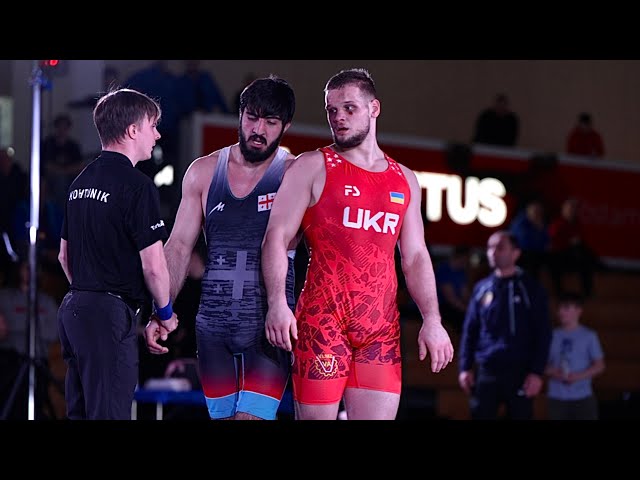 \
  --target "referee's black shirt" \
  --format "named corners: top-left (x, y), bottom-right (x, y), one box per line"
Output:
top-left (61, 151), bottom-right (168, 305)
